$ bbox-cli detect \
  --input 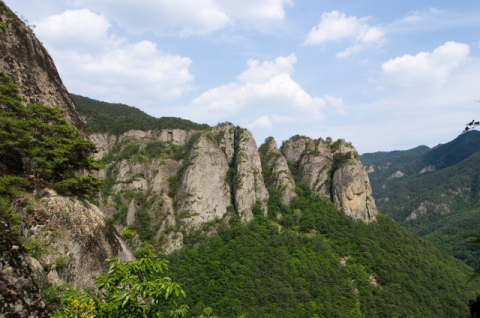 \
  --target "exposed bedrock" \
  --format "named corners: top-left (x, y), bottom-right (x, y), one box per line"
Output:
top-left (177, 134), bottom-right (231, 229)
top-left (234, 129), bottom-right (269, 221)
top-left (259, 138), bottom-right (296, 204)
